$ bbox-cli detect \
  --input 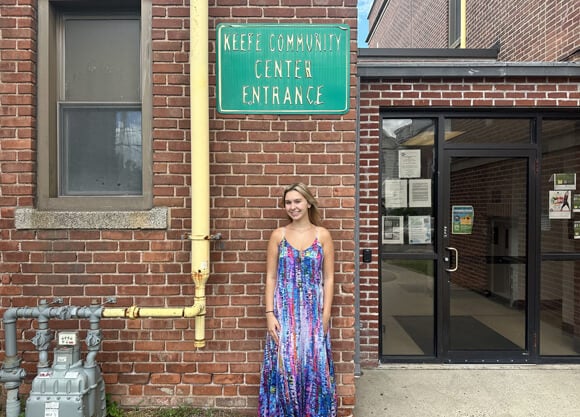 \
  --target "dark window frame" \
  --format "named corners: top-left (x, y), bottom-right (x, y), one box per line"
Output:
top-left (448, 0), bottom-right (462, 48)
top-left (37, 0), bottom-right (153, 211)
